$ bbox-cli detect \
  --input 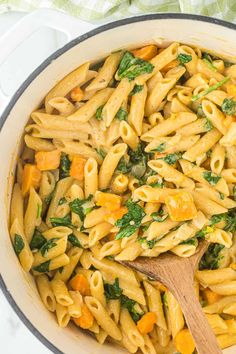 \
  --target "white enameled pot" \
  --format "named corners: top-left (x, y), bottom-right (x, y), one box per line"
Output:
top-left (0, 10), bottom-right (236, 354)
